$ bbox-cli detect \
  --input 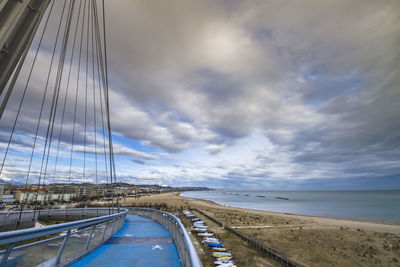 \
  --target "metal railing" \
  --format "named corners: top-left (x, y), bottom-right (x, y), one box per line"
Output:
top-left (0, 208), bottom-right (120, 231)
top-left (128, 208), bottom-right (202, 267)
top-left (0, 210), bottom-right (39, 231)
top-left (0, 208), bottom-right (127, 266)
